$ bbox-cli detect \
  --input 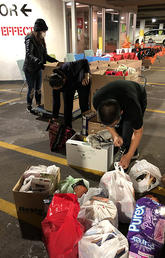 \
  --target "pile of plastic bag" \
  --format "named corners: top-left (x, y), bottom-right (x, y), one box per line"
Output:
top-left (41, 159), bottom-right (165, 258)
top-left (105, 64), bottom-right (136, 77)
